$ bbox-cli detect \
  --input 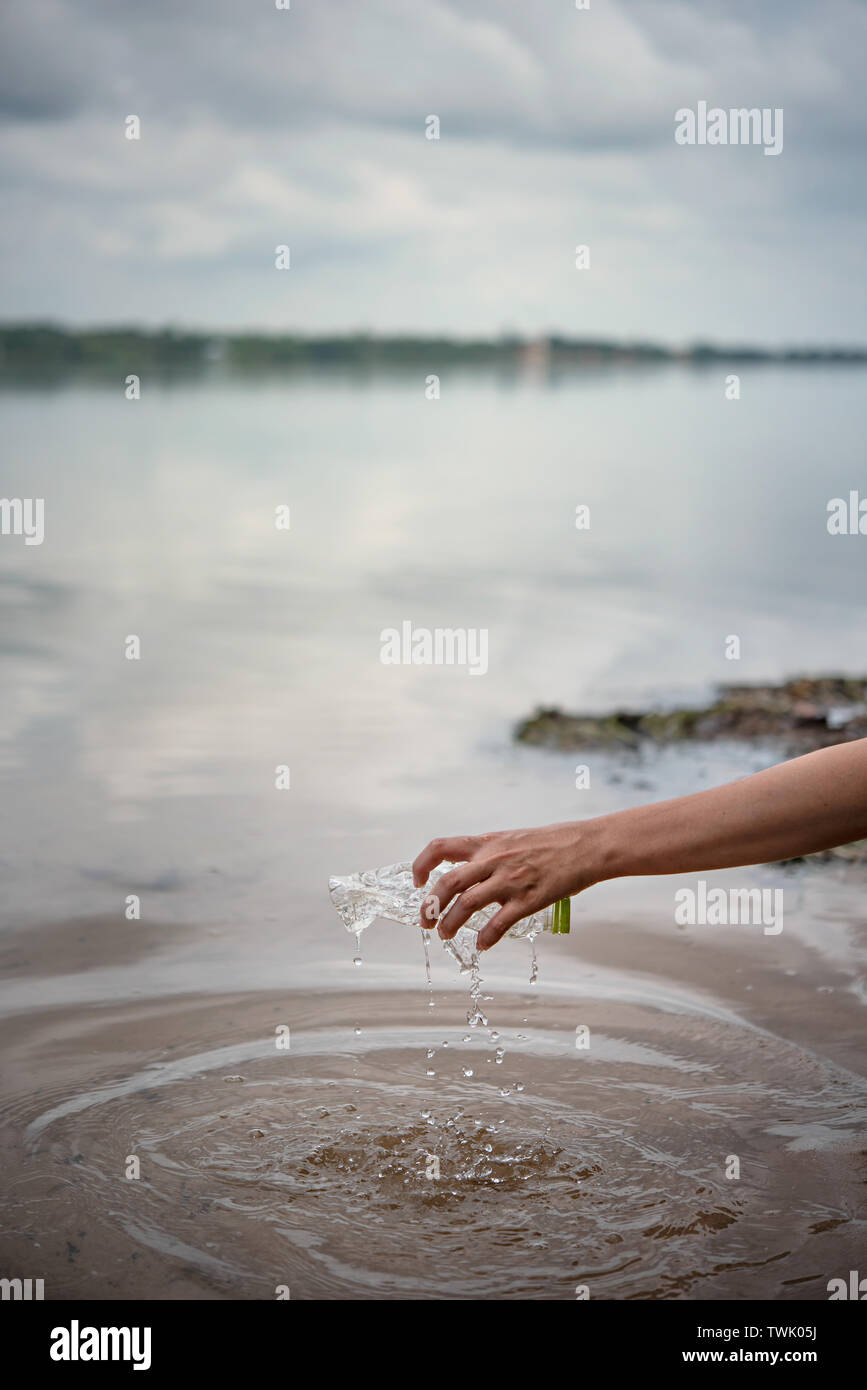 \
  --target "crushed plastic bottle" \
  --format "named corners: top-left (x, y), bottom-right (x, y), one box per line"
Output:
top-left (328, 861), bottom-right (568, 969)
